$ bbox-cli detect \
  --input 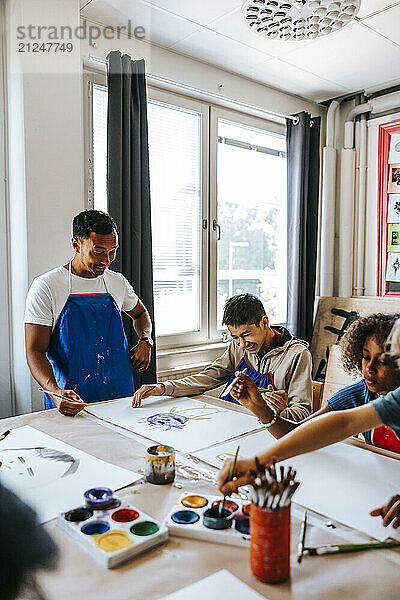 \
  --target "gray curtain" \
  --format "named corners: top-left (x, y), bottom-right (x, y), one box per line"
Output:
top-left (107, 50), bottom-right (156, 386)
top-left (286, 112), bottom-right (321, 343)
